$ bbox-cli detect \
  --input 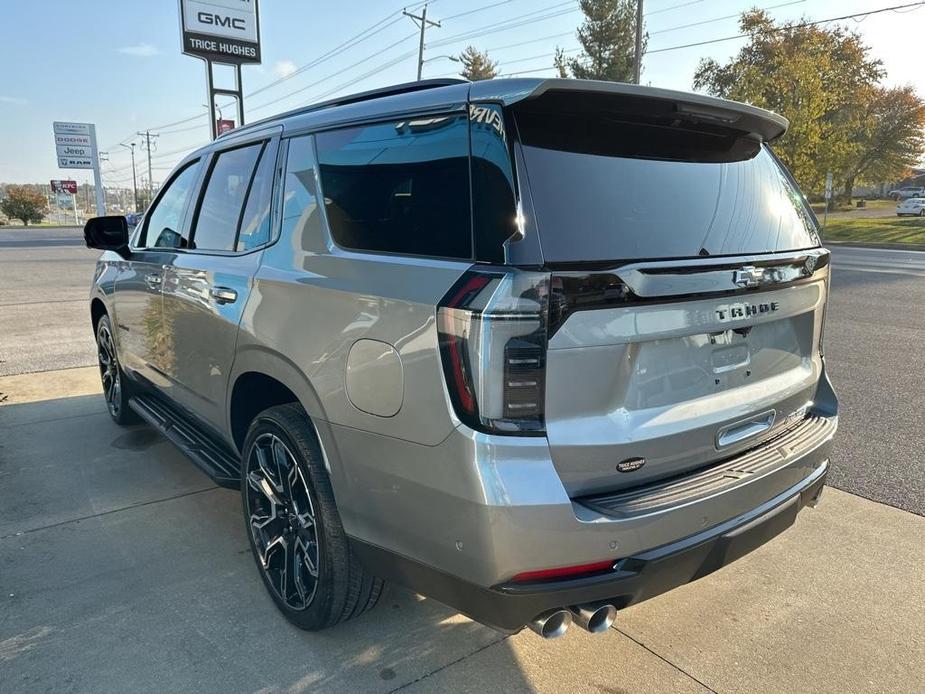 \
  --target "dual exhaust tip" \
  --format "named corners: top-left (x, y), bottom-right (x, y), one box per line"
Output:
top-left (528, 602), bottom-right (617, 639)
